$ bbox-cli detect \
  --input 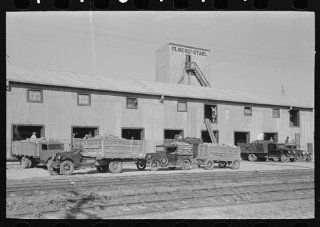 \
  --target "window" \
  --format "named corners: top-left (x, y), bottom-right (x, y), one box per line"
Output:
top-left (77, 93), bottom-right (91, 106)
top-left (244, 107), bottom-right (252, 116)
top-left (177, 101), bottom-right (187, 112)
top-left (289, 109), bottom-right (300, 127)
top-left (126, 97), bottom-right (138, 109)
top-left (27, 89), bottom-right (43, 103)
top-left (204, 105), bottom-right (218, 123)
top-left (273, 109), bottom-right (280, 118)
